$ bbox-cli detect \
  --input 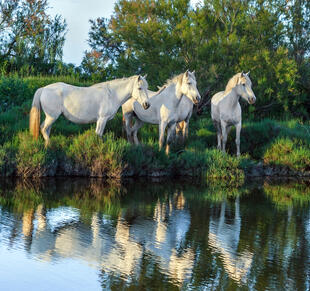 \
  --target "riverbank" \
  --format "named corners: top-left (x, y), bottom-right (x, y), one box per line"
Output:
top-left (0, 121), bottom-right (309, 181)
top-left (0, 76), bottom-right (309, 180)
